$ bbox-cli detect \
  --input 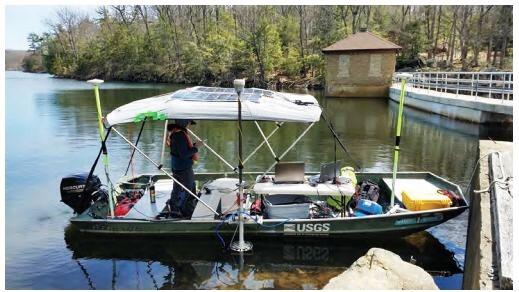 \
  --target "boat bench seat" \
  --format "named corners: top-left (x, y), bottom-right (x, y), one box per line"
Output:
top-left (191, 178), bottom-right (239, 220)
top-left (191, 193), bottom-right (221, 220)
top-left (381, 178), bottom-right (440, 207)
